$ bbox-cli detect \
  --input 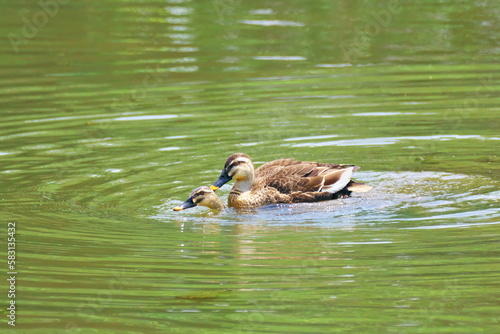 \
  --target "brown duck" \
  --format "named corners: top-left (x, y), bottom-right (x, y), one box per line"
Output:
top-left (210, 153), bottom-right (371, 208)
top-left (173, 186), bottom-right (225, 212)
